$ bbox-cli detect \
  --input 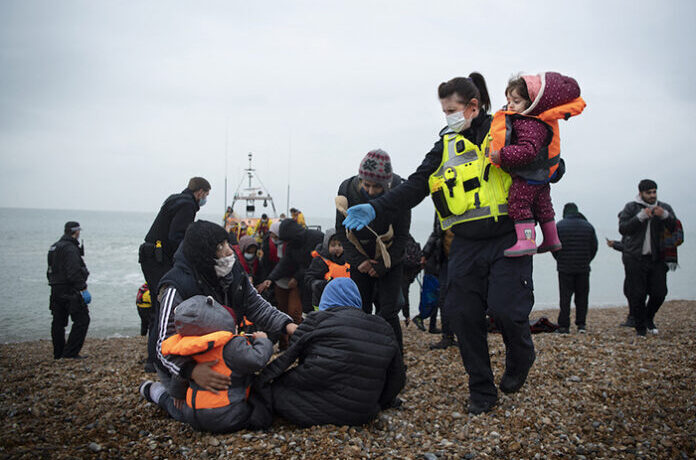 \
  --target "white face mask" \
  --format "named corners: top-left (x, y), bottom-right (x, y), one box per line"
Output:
top-left (214, 254), bottom-right (236, 277)
top-left (446, 111), bottom-right (472, 133)
top-left (243, 252), bottom-right (256, 261)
